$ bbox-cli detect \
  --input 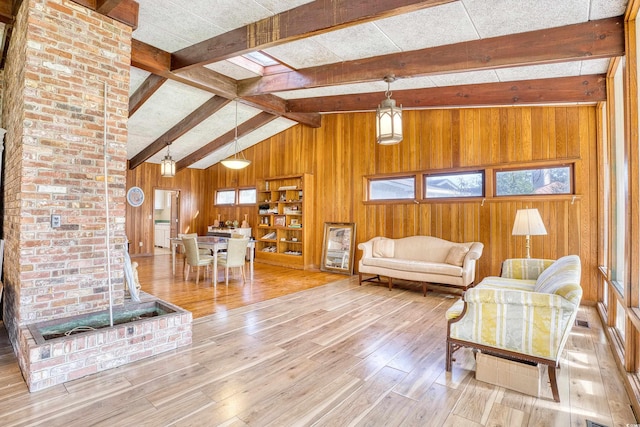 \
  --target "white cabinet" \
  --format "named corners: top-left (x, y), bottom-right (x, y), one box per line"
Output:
top-left (154, 223), bottom-right (170, 248)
